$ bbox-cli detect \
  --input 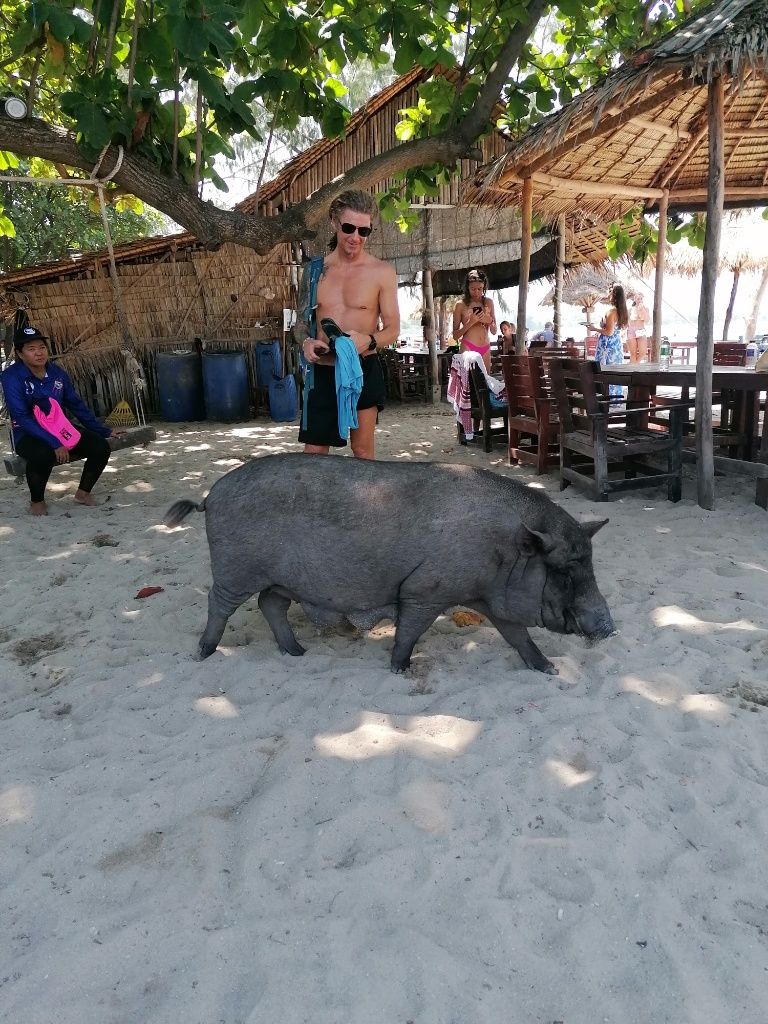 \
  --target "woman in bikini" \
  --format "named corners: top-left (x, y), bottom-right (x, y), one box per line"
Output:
top-left (452, 268), bottom-right (497, 372)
